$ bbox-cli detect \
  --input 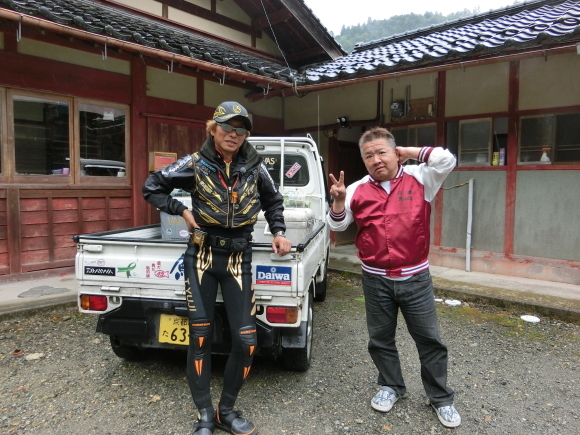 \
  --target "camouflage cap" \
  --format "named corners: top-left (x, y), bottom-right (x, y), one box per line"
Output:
top-left (213, 101), bottom-right (252, 131)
